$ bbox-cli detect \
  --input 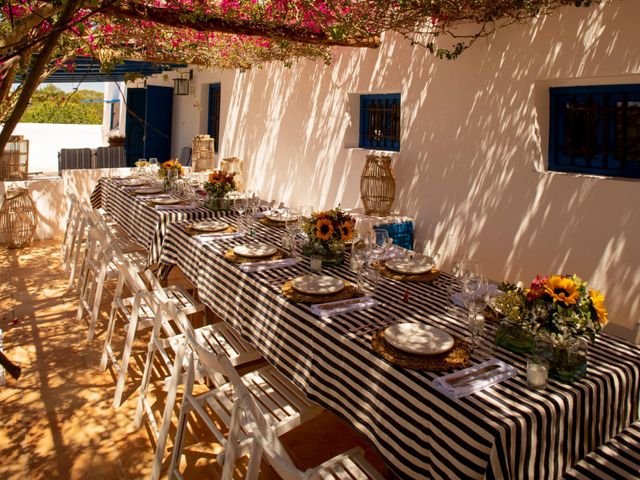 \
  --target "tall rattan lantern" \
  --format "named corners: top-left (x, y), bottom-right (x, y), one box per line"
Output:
top-left (191, 134), bottom-right (215, 172)
top-left (0, 136), bottom-right (29, 181)
top-left (360, 154), bottom-right (396, 216)
top-left (0, 188), bottom-right (37, 248)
